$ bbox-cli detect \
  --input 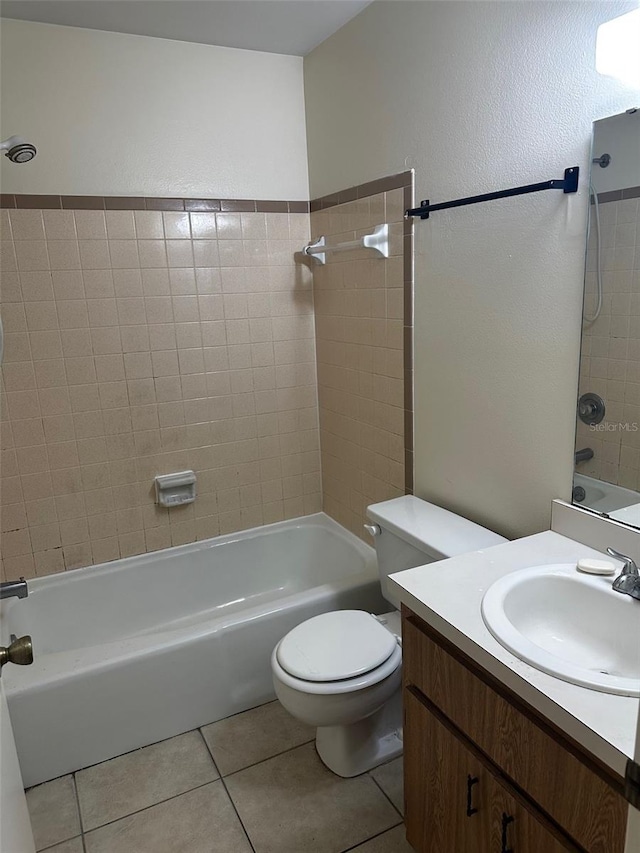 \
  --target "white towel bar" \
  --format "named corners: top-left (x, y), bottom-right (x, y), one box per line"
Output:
top-left (303, 224), bottom-right (389, 265)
